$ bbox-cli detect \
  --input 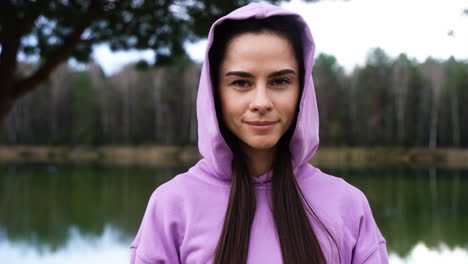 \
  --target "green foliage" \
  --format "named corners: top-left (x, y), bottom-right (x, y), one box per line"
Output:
top-left (350, 48), bottom-right (393, 145)
top-left (1, 0), bottom-right (290, 66)
top-left (135, 59), bottom-right (150, 71)
top-left (69, 72), bottom-right (98, 145)
top-left (313, 53), bottom-right (347, 145)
